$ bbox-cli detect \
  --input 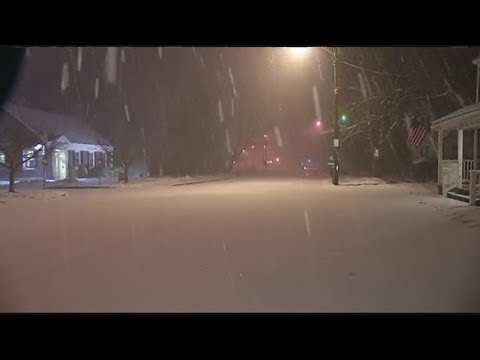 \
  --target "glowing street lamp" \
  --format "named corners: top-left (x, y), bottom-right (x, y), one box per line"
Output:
top-left (315, 120), bottom-right (321, 128)
top-left (289, 47), bottom-right (309, 59)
